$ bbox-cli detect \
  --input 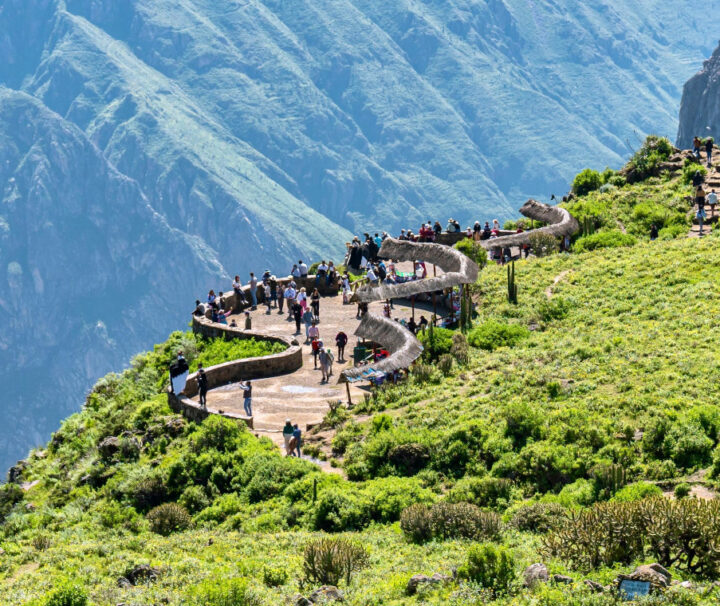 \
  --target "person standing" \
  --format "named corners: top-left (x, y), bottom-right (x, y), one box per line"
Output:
top-left (277, 281), bottom-right (285, 314)
top-left (292, 424), bottom-right (302, 457)
top-left (244, 311), bottom-right (252, 330)
top-left (241, 380), bottom-right (253, 416)
top-left (285, 283), bottom-right (297, 318)
top-left (311, 288), bottom-right (321, 321)
top-left (694, 136), bottom-right (703, 160)
top-left (197, 364), bottom-right (208, 408)
top-left (264, 282), bottom-right (272, 314)
top-left (650, 224), bottom-right (659, 241)
top-left (292, 301), bottom-right (303, 334)
top-left (335, 331), bottom-right (348, 362)
top-left (326, 261), bottom-right (337, 287)
top-left (697, 185), bottom-right (707, 236)
top-left (308, 321), bottom-right (320, 346)
top-left (298, 260), bottom-right (308, 277)
top-left (170, 351), bottom-right (189, 395)
top-left (249, 272), bottom-right (258, 309)
top-left (318, 346), bottom-right (329, 382)
top-left (269, 276), bottom-right (278, 308)
top-left (283, 419), bottom-right (294, 456)
top-left (302, 307), bottom-right (314, 341)
top-left (297, 287), bottom-right (308, 311)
